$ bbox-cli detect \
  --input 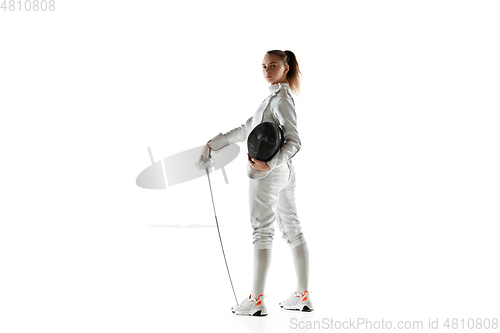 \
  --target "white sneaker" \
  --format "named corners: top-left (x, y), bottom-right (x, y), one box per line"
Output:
top-left (279, 291), bottom-right (314, 312)
top-left (231, 294), bottom-right (268, 316)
